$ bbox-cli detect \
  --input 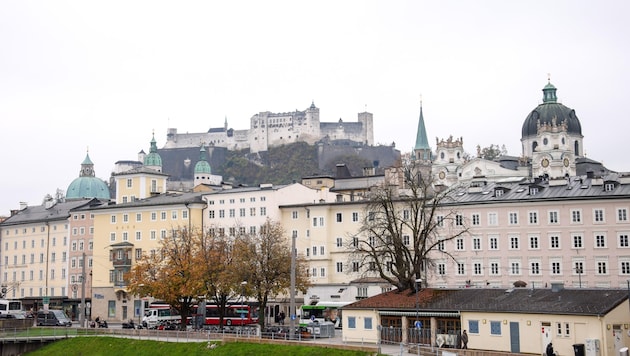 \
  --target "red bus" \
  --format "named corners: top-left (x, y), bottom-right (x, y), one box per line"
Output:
top-left (191, 304), bottom-right (258, 326)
